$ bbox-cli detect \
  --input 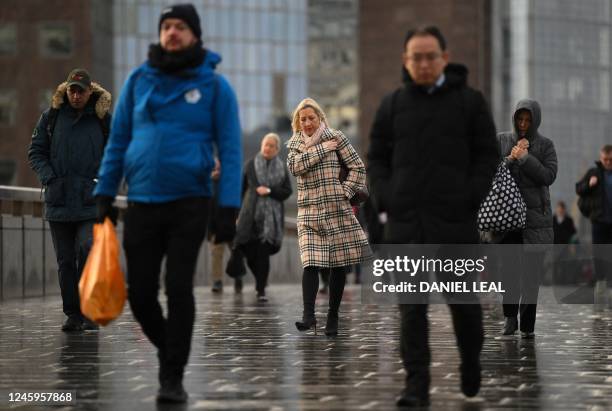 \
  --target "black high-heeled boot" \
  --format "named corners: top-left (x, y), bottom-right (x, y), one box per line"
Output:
top-left (324, 310), bottom-right (338, 336)
top-left (295, 316), bottom-right (317, 334)
top-left (296, 267), bottom-right (318, 334)
top-left (325, 267), bottom-right (345, 337)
